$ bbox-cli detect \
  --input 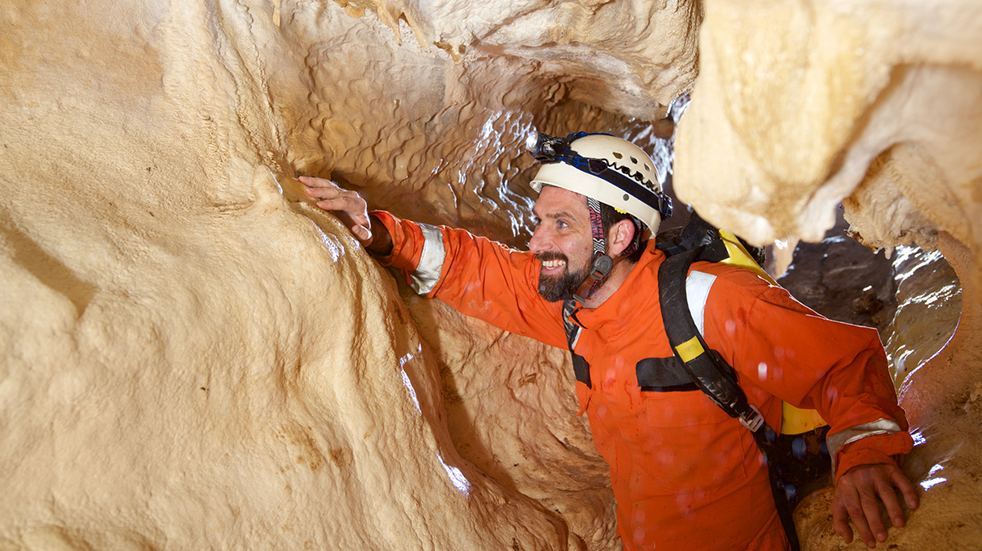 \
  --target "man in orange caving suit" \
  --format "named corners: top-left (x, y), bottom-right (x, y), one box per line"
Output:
top-left (300, 131), bottom-right (919, 551)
